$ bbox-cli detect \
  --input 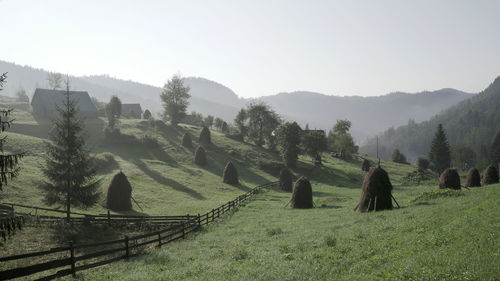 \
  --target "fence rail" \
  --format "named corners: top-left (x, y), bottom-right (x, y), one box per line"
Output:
top-left (0, 181), bottom-right (277, 280)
